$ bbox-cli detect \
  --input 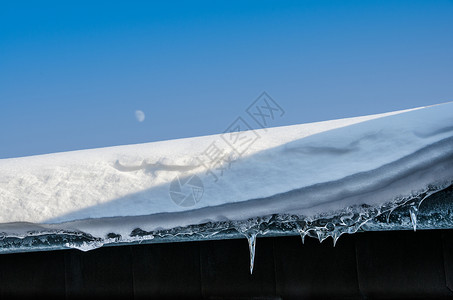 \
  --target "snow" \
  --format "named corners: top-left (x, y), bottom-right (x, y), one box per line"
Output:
top-left (0, 103), bottom-right (453, 242)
